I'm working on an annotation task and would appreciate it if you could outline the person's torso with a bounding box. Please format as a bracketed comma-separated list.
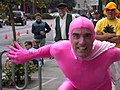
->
[33, 21, 46, 39]
[33, 21, 45, 31]
[95, 17, 120, 47]
[55, 14, 72, 41]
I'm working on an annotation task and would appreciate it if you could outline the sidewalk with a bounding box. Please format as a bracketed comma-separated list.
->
[2, 58, 116, 90]
[31, 58, 65, 90]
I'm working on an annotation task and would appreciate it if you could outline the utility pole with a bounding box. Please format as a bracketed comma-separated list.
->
[98, 0, 103, 19]
[23, 0, 26, 13]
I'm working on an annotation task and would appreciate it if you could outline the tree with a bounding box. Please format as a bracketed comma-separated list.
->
[63, 0, 76, 11]
[1, 0, 21, 41]
[42, 0, 76, 12]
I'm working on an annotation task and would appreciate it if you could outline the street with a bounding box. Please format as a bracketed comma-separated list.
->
[0, 19, 54, 46]
[0, 19, 55, 64]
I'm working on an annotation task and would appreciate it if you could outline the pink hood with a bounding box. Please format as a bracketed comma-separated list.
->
[69, 16, 95, 42]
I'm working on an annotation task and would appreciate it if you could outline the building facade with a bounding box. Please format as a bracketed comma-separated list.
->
[74, 0, 120, 16]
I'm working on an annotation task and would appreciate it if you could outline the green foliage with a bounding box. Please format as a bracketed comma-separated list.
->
[4, 19, 10, 26]
[7, 38, 24, 48]
[1, 0, 21, 5]
[2, 61, 37, 86]
[64, 0, 76, 11]
[2, 39, 38, 86]
[43, 0, 76, 11]
[42, 13, 53, 19]
[25, 14, 35, 20]
[0, 15, 3, 19]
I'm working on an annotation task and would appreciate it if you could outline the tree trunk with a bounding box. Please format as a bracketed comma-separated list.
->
[9, 5, 16, 41]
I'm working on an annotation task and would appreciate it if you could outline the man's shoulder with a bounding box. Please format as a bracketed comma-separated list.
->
[50, 41, 71, 56]
[41, 20, 46, 23]
[67, 13, 72, 18]
[32, 21, 37, 25]
[32, 21, 46, 26]
[29, 47, 36, 51]
[51, 40, 71, 49]
[95, 18, 107, 26]
[115, 17, 120, 22]
[98, 17, 106, 22]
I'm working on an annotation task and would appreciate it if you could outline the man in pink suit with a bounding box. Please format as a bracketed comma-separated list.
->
[6, 17, 120, 90]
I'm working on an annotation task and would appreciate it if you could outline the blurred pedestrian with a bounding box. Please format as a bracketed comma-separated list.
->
[32, 39, 40, 49]
[24, 41, 33, 50]
[91, 10, 100, 27]
[54, 3, 73, 42]
[24, 41, 39, 66]
[31, 13, 51, 47]
[32, 13, 51, 65]
[32, 39, 44, 65]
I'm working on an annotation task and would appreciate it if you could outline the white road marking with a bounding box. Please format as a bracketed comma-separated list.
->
[31, 77, 57, 90]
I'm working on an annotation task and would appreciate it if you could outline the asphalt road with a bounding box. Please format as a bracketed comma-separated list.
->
[0, 19, 54, 47]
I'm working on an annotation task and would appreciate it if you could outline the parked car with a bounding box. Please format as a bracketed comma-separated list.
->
[0, 19, 3, 28]
[9, 11, 27, 26]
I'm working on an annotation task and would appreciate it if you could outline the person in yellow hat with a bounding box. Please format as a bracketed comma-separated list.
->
[95, 2, 120, 47]
[95, 2, 120, 90]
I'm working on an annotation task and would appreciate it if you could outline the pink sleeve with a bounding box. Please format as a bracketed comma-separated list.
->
[32, 44, 52, 59]
[111, 48, 120, 62]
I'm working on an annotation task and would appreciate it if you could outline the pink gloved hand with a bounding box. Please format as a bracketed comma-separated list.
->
[6, 41, 34, 64]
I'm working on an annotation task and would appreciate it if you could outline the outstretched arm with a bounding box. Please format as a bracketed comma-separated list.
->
[6, 41, 52, 64]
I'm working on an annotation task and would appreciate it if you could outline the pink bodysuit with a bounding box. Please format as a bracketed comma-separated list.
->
[34, 40, 120, 90]
[7, 17, 120, 90]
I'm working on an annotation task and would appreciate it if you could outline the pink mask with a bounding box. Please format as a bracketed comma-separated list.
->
[69, 16, 95, 42]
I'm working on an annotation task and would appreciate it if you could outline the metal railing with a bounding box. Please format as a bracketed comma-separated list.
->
[0, 50, 6, 90]
[12, 63, 28, 90]
[38, 59, 42, 90]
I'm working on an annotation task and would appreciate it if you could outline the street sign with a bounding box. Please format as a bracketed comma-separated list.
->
[89, 0, 98, 5]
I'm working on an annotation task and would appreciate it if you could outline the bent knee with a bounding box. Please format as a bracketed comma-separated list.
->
[58, 79, 77, 90]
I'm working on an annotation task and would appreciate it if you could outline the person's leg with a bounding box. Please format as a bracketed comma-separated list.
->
[58, 79, 78, 90]
[41, 58, 44, 65]
[39, 38, 46, 65]
[39, 38, 46, 47]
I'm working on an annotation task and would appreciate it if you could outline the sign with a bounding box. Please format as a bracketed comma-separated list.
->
[89, 0, 98, 5]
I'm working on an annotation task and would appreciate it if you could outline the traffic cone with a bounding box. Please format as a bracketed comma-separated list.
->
[49, 24, 52, 27]
[17, 32, 20, 36]
[4, 34, 8, 39]
[26, 30, 29, 34]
